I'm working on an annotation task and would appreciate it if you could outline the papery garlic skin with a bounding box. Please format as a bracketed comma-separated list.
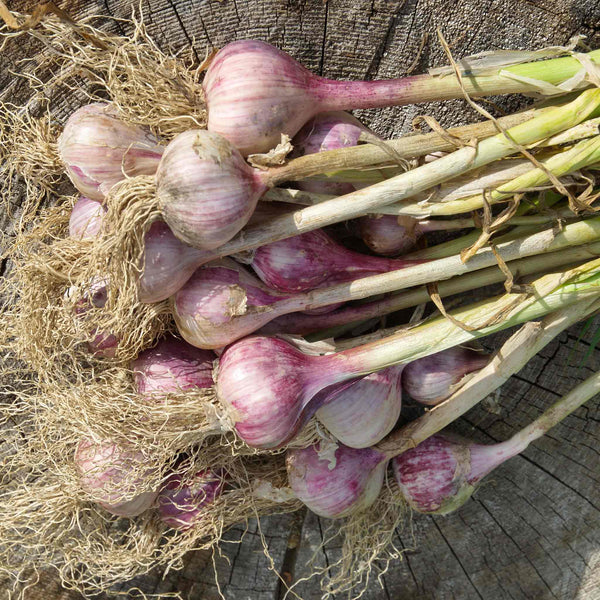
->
[156, 130, 267, 250]
[316, 365, 404, 448]
[402, 347, 490, 405]
[157, 469, 224, 530]
[59, 103, 163, 200]
[286, 443, 388, 518]
[75, 438, 159, 517]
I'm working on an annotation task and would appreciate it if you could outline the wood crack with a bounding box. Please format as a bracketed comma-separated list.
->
[318, 0, 329, 77]
[477, 500, 560, 599]
[165, 0, 202, 61]
[431, 519, 486, 600]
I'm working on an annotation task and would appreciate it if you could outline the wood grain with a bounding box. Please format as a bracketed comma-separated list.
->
[1, 0, 599, 598]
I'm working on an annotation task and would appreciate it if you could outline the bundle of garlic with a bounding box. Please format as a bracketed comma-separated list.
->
[2, 3, 600, 600]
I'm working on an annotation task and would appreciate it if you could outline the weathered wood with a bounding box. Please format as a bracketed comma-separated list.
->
[1, 0, 599, 599]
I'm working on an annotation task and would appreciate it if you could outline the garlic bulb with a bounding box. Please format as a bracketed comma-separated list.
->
[292, 111, 365, 195]
[156, 130, 267, 250]
[131, 336, 215, 397]
[59, 103, 163, 200]
[75, 437, 159, 517]
[173, 259, 290, 350]
[69, 196, 106, 239]
[402, 347, 490, 405]
[157, 469, 225, 529]
[286, 442, 388, 518]
[357, 215, 424, 256]
[392, 433, 519, 514]
[316, 365, 404, 448]
[216, 335, 351, 449]
[250, 228, 421, 293]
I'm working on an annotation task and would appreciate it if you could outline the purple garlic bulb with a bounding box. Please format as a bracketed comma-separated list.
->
[250, 228, 422, 293]
[138, 221, 209, 303]
[173, 259, 292, 349]
[58, 103, 164, 200]
[158, 469, 225, 530]
[131, 336, 215, 398]
[286, 442, 388, 518]
[402, 347, 490, 405]
[292, 111, 368, 195]
[357, 215, 424, 256]
[203, 40, 463, 156]
[392, 433, 520, 515]
[216, 335, 350, 449]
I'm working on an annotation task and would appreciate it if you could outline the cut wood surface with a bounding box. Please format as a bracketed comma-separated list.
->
[1, 1, 599, 599]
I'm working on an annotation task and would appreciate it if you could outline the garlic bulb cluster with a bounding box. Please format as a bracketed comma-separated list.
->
[286, 432, 522, 519]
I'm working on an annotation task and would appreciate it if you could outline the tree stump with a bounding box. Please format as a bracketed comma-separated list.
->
[1, 1, 599, 599]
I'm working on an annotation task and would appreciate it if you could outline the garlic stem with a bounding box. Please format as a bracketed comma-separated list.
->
[395, 208, 575, 234]
[461, 210, 572, 227]
[374, 294, 600, 458]
[274, 217, 600, 316]
[404, 191, 566, 260]
[339, 257, 600, 377]
[319, 50, 600, 109]
[263, 240, 600, 337]
[536, 116, 600, 147]
[208, 90, 600, 260]
[509, 369, 600, 453]
[395, 133, 600, 217]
